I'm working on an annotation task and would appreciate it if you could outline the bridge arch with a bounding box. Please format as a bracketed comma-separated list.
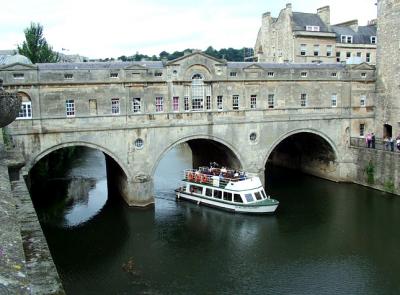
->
[25, 141, 131, 180]
[263, 129, 339, 180]
[151, 134, 244, 177]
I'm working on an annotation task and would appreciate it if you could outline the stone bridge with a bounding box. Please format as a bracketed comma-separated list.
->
[1, 52, 376, 206]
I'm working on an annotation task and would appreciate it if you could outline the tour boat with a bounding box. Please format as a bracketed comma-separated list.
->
[175, 167, 279, 214]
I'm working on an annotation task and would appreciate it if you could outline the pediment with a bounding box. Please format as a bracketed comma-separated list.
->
[124, 64, 149, 71]
[0, 63, 37, 71]
[351, 62, 375, 70]
[166, 52, 227, 67]
[243, 64, 265, 71]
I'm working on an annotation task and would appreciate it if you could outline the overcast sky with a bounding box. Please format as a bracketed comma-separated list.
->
[0, 0, 377, 59]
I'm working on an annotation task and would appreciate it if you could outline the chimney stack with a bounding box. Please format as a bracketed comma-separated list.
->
[317, 6, 330, 26]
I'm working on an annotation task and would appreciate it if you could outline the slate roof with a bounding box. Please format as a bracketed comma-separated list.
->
[227, 62, 345, 69]
[331, 25, 377, 44]
[37, 61, 164, 70]
[292, 12, 331, 32]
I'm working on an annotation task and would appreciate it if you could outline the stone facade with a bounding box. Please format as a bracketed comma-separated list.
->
[255, 4, 377, 65]
[0, 52, 376, 205]
[376, 0, 400, 138]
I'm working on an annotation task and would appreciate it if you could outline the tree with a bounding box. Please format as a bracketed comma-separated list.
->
[17, 22, 59, 63]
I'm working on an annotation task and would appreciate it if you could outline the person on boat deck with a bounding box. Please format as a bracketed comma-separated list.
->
[221, 167, 227, 173]
[234, 171, 239, 178]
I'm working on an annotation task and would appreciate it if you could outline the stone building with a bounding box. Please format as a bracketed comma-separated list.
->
[255, 3, 377, 65]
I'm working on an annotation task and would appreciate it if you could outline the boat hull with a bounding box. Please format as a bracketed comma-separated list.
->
[175, 191, 278, 214]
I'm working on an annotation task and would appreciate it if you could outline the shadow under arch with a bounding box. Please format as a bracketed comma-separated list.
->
[151, 135, 244, 177]
[25, 141, 131, 180]
[263, 129, 339, 180]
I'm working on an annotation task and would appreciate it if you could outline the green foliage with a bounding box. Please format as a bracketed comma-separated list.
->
[365, 161, 375, 184]
[384, 179, 395, 194]
[1, 128, 13, 149]
[117, 47, 254, 62]
[17, 22, 59, 63]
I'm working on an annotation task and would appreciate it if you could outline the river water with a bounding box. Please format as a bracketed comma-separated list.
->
[31, 146, 400, 295]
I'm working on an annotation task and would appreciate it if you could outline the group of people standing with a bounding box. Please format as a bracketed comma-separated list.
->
[366, 132, 400, 152]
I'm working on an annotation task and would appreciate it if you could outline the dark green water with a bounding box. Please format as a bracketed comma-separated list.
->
[31, 146, 400, 295]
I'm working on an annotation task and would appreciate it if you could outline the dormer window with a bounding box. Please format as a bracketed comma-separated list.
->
[361, 72, 367, 78]
[110, 72, 119, 78]
[267, 72, 275, 77]
[64, 73, 73, 79]
[230, 72, 237, 77]
[306, 26, 320, 32]
[301, 72, 308, 78]
[13, 73, 24, 79]
[341, 35, 353, 43]
[154, 72, 162, 77]
[370, 36, 377, 44]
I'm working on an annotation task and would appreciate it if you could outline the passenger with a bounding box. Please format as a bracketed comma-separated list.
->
[221, 167, 227, 173]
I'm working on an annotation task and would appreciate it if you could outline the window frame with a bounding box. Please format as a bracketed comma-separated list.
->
[331, 94, 337, 107]
[155, 96, 164, 112]
[232, 95, 239, 110]
[111, 98, 120, 115]
[132, 98, 141, 113]
[300, 93, 307, 107]
[250, 95, 257, 109]
[66, 99, 75, 117]
[268, 94, 275, 109]
[172, 96, 179, 112]
[17, 101, 32, 119]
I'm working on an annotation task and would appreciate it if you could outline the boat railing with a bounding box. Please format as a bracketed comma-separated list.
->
[183, 168, 254, 188]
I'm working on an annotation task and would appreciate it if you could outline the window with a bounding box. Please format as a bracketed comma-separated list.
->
[110, 73, 119, 78]
[134, 138, 144, 149]
[184, 96, 189, 111]
[261, 190, 267, 199]
[336, 51, 341, 62]
[331, 94, 337, 107]
[64, 73, 73, 79]
[154, 72, 162, 77]
[360, 95, 366, 107]
[359, 124, 365, 136]
[254, 192, 262, 200]
[232, 95, 239, 110]
[346, 52, 351, 59]
[267, 71, 275, 77]
[234, 194, 243, 203]
[313, 45, 319, 56]
[66, 99, 75, 117]
[190, 185, 203, 195]
[191, 74, 204, 111]
[300, 44, 307, 56]
[300, 93, 307, 107]
[156, 97, 164, 112]
[301, 72, 307, 77]
[331, 72, 337, 77]
[249, 132, 257, 141]
[206, 96, 211, 110]
[111, 98, 120, 114]
[223, 192, 232, 202]
[213, 190, 222, 199]
[250, 95, 257, 109]
[341, 35, 353, 43]
[217, 96, 223, 111]
[18, 101, 32, 119]
[205, 188, 213, 197]
[357, 52, 362, 58]
[366, 53, 371, 63]
[244, 193, 254, 203]
[13, 73, 24, 79]
[173, 96, 179, 112]
[132, 98, 141, 113]
[370, 36, 377, 44]
[326, 45, 333, 57]
[306, 25, 320, 31]
[268, 94, 275, 109]
[361, 72, 367, 78]
[230, 72, 237, 77]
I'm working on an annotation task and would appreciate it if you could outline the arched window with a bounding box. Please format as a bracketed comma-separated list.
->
[17, 92, 32, 119]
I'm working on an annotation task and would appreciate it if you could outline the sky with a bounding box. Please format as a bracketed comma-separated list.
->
[0, 0, 377, 59]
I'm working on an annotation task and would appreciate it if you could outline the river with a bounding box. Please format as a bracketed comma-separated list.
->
[30, 145, 400, 295]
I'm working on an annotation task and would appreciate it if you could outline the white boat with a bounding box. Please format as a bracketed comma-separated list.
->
[175, 167, 279, 214]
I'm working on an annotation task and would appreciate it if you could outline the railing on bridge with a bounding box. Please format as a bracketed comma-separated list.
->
[350, 137, 399, 153]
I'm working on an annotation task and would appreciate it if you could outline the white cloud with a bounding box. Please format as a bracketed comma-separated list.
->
[0, 0, 377, 58]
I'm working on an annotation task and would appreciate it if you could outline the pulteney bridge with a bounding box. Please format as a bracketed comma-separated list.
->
[0, 52, 376, 206]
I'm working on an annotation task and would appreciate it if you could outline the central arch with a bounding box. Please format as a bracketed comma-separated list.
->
[151, 135, 244, 177]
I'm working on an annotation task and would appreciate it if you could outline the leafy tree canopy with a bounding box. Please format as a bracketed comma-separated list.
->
[17, 22, 59, 63]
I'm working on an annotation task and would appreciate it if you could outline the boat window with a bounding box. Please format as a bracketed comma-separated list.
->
[213, 190, 222, 199]
[205, 188, 213, 197]
[244, 193, 254, 203]
[234, 194, 243, 203]
[261, 190, 267, 199]
[223, 192, 232, 202]
[254, 191, 262, 200]
[190, 185, 203, 195]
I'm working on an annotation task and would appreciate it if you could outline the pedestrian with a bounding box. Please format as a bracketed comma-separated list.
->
[371, 133, 376, 149]
[389, 136, 395, 152]
[366, 133, 372, 148]
[384, 136, 389, 150]
[397, 138, 400, 152]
